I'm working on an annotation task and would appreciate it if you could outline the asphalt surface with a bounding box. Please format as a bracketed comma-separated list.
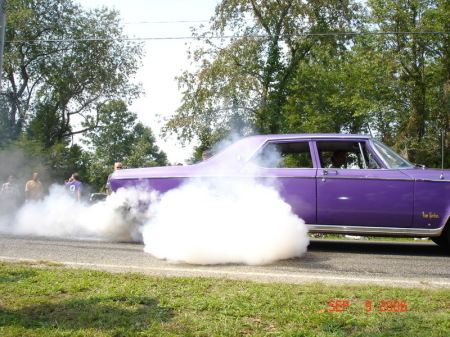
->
[1, 234, 449, 289]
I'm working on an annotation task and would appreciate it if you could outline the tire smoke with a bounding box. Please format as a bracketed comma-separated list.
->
[142, 178, 309, 265]
[0, 177, 309, 265]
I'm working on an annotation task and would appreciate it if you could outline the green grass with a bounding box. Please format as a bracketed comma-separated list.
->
[1, 261, 449, 336]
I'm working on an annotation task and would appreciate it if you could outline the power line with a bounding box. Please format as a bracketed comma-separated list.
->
[5, 31, 450, 44]
[123, 20, 211, 25]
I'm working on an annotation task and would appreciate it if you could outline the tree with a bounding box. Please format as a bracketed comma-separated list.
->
[25, 100, 72, 149]
[82, 100, 168, 190]
[126, 123, 168, 169]
[0, 136, 86, 192]
[165, 0, 363, 145]
[284, 38, 378, 135]
[365, 0, 449, 164]
[1, 0, 143, 147]
[46, 141, 87, 185]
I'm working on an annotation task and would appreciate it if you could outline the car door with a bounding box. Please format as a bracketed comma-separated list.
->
[248, 139, 317, 224]
[315, 139, 414, 228]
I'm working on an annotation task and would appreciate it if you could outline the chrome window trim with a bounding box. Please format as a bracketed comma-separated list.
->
[357, 142, 368, 169]
[246, 135, 370, 163]
[370, 139, 414, 169]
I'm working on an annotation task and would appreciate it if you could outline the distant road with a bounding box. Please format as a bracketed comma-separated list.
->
[1, 235, 449, 289]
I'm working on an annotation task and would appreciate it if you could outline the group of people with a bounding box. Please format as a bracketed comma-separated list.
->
[0, 172, 44, 213]
[0, 171, 85, 211]
[0, 161, 124, 209]
[0, 172, 46, 206]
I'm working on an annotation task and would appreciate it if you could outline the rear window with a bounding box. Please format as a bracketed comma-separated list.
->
[252, 141, 313, 168]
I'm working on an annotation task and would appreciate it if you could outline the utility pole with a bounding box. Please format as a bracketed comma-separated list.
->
[0, 1, 6, 89]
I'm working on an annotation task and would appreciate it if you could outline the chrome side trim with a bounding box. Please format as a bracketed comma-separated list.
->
[306, 224, 445, 237]
[415, 178, 450, 183]
[112, 176, 186, 180]
[318, 176, 413, 182]
[112, 173, 448, 182]
[113, 175, 319, 180]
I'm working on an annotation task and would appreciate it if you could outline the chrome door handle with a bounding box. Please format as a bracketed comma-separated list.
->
[322, 169, 338, 175]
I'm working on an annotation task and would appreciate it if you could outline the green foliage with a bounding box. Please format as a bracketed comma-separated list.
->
[46, 142, 87, 185]
[83, 100, 137, 163]
[0, 0, 175, 194]
[165, 0, 363, 145]
[25, 102, 72, 149]
[285, 44, 371, 135]
[1, 0, 448, 173]
[0, 97, 21, 148]
[0, 136, 86, 193]
[1, 0, 143, 146]
[365, 0, 449, 164]
[0, 138, 47, 187]
[82, 100, 168, 191]
[0, 0, 150, 192]
[167, 0, 448, 167]
[126, 123, 168, 168]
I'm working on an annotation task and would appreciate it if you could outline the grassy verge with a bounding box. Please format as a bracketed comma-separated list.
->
[1, 261, 449, 336]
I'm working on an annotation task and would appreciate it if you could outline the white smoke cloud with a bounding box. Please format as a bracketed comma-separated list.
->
[0, 138, 310, 265]
[139, 134, 309, 265]
[141, 177, 309, 265]
[0, 184, 156, 242]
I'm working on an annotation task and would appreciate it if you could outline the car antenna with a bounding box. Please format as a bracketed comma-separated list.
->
[440, 130, 445, 180]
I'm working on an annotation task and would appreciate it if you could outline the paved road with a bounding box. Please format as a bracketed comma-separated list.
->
[1, 234, 449, 289]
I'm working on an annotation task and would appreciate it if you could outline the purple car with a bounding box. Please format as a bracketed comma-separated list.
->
[108, 134, 450, 249]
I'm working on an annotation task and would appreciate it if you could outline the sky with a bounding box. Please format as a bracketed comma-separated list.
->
[76, 0, 220, 164]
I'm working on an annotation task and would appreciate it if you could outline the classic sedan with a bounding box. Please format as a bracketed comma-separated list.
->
[108, 134, 450, 249]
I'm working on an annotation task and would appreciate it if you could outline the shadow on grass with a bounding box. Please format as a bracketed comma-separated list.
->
[0, 295, 173, 332]
[0, 269, 38, 283]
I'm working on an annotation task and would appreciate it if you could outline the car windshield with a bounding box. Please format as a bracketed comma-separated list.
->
[371, 139, 414, 169]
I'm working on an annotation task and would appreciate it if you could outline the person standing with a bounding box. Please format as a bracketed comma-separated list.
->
[64, 173, 83, 201]
[105, 162, 123, 195]
[25, 172, 44, 203]
[1, 175, 20, 210]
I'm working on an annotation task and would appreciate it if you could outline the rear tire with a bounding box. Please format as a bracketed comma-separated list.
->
[431, 225, 450, 251]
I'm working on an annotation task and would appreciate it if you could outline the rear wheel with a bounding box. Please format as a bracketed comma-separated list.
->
[431, 225, 450, 251]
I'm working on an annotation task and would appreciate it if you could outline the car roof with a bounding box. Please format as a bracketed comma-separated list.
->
[246, 133, 371, 142]
[111, 133, 373, 179]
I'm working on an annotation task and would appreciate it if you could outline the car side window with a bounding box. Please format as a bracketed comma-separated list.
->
[317, 141, 381, 169]
[252, 142, 313, 168]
